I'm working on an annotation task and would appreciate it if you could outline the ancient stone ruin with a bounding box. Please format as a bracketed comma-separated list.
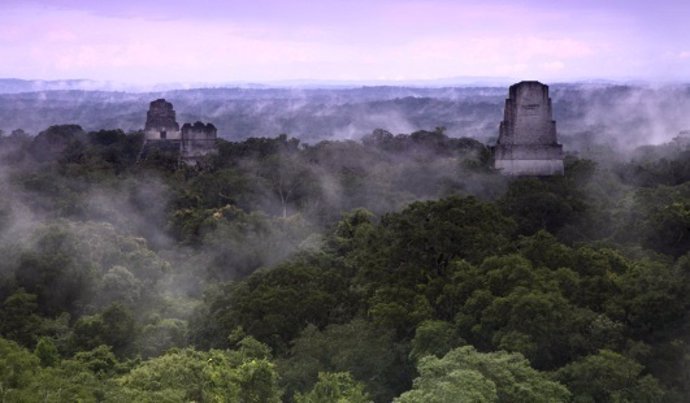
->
[181, 122, 218, 164]
[493, 81, 564, 175]
[144, 99, 180, 140]
[140, 99, 217, 165]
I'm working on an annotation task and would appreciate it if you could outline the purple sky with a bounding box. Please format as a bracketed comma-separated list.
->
[2, 0, 689, 84]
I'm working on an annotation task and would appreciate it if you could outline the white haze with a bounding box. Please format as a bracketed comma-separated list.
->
[1, 81, 690, 157]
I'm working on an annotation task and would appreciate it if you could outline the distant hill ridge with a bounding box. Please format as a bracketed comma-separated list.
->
[1, 81, 689, 152]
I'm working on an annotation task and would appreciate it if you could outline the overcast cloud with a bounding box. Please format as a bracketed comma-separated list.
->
[1, 0, 688, 84]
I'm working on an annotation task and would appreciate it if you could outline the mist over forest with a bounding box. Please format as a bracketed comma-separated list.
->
[3, 80, 690, 402]
[2, 81, 690, 153]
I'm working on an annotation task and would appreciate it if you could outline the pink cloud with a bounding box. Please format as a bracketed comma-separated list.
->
[1, 0, 689, 82]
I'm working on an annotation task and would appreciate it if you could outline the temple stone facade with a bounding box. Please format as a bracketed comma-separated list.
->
[180, 121, 218, 164]
[144, 99, 180, 140]
[493, 81, 564, 175]
[140, 99, 217, 166]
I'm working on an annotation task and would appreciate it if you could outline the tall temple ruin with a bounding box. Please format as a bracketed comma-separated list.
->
[181, 122, 218, 165]
[493, 81, 564, 175]
[140, 99, 217, 165]
[144, 99, 180, 140]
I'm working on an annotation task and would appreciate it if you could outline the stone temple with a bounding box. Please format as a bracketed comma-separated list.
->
[493, 81, 564, 175]
[140, 99, 217, 165]
[144, 99, 180, 140]
[181, 122, 218, 165]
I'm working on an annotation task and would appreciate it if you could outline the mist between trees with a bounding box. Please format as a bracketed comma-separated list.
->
[2, 83, 690, 151]
[1, 120, 690, 401]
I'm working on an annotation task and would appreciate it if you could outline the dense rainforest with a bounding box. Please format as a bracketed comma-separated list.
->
[1, 124, 690, 402]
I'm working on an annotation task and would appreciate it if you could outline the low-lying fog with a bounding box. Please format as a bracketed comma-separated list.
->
[2, 81, 689, 155]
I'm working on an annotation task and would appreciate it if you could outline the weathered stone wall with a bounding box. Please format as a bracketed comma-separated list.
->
[494, 159, 564, 176]
[138, 100, 219, 166]
[180, 121, 217, 165]
[494, 81, 564, 176]
[144, 99, 180, 140]
[499, 81, 558, 145]
[493, 144, 562, 160]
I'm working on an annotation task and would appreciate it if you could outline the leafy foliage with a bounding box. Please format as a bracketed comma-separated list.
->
[395, 346, 570, 403]
[3, 126, 690, 401]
